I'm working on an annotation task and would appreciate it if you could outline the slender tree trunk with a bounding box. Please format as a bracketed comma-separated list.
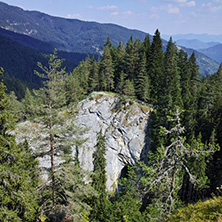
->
[49, 100, 56, 210]
[169, 156, 177, 213]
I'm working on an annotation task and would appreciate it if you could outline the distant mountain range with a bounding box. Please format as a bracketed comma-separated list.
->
[175, 39, 219, 50]
[199, 44, 222, 64]
[163, 33, 222, 64]
[0, 1, 220, 92]
[0, 1, 148, 55]
[162, 33, 222, 44]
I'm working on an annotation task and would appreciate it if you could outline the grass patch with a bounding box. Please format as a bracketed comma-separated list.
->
[167, 195, 222, 222]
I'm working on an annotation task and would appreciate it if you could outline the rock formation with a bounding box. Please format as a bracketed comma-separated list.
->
[14, 92, 151, 193]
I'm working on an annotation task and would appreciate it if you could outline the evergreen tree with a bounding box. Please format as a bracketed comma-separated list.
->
[109, 165, 145, 222]
[89, 56, 99, 92]
[123, 36, 140, 81]
[7, 91, 23, 122]
[0, 68, 39, 221]
[142, 109, 218, 219]
[116, 70, 126, 95]
[49, 161, 97, 222]
[22, 88, 37, 118]
[206, 64, 222, 195]
[90, 130, 109, 221]
[34, 50, 67, 211]
[143, 34, 151, 64]
[113, 41, 125, 90]
[148, 29, 165, 106]
[187, 52, 200, 138]
[164, 37, 183, 110]
[136, 52, 150, 102]
[65, 69, 84, 105]
[100, 45, 114, 91]
[74, 55, 91, 93]
[123, 79, 135, 97]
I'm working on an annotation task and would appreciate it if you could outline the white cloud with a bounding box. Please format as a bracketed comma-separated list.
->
[67, 13, 82, 19]
[111, 10, 133, 17]
[201, 2, 222, 12]
[167, 0, 196, 7]
[151, 4, 180, 14]
[97, 5, 118, 11]
[150, 14, 160, 19]
[167, 4, 180, 14]
[185, 1, 196, 7]
[123, 11, 133, 15]
[213, 0, 222, 2]
[111, 11, 119, 16]
[167, 0, 187, 3]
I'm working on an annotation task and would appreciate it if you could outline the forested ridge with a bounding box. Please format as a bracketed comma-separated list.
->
[1, 29, 222, 221]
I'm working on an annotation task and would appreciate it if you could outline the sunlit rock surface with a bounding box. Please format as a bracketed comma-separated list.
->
[14, 92, 151, 193]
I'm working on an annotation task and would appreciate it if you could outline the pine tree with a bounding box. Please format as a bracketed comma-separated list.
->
[142, 109, 218, 219]
[77, 55, 91, 93]
[123, 36, 140, 81]
[0, 68, 39, 221]
[50, 160, 97, 221]
[65, 69, 84, 105]
[90, 130, 109, 221]
[148, 29, 165, 105]
[187, 52, 200, 138]
[143, 34, 151, 64]
[164, 37, 183, 110]
[123, 79, 135, 97]
[136, 52, 150, 102]
[34, 50, 67, 211]
[113, 41, 125, 89]
[116, 70, 126, 95]
[22, 88, 37, 118]
[109, 165, 144, 222]
[89, 56, 99, 92]
[100, 45, 114, 91]
[7, 91, 23, 122]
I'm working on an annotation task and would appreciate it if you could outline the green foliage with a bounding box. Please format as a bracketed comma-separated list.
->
[109, 165, 145, 222]
[167, 195, 222, 222]
[141, 109, 218, 220]
[90, 130, 110, 221]
[148, 29, 165, 105]
[0, 138, 39, 222]
[38, 161, 96, 222]
[0, 69, 39, 221]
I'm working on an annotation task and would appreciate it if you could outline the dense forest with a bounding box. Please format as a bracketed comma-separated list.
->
[1, 29, 222, 221]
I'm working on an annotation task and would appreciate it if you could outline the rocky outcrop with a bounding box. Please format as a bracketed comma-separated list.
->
[14, 92, 151, 193]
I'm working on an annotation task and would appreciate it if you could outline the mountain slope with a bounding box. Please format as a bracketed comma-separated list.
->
[0, 1, 219, 76]
[0, 33, 90, 98]
[181, 47, 220, 76]
[199, 44, 222, 64]
[175, 39, 219, 50]
[163, 33, 222, 43]
[0, 1, 147, 54]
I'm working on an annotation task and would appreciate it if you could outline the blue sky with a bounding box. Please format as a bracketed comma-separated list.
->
[1, 0, 222, 35]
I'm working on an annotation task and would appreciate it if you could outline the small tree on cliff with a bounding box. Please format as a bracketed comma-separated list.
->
[90, 130, 110, 221]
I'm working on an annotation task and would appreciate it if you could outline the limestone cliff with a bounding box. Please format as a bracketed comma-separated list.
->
[14, 92, 151, 193]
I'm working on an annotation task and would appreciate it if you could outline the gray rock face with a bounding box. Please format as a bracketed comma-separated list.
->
[14, 92, 151, 193]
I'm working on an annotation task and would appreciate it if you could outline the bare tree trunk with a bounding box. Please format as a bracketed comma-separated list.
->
[49, 100, 56, 211]
[169, 156, 177, 213]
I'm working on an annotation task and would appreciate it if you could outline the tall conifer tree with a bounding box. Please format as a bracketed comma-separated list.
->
[148, 29, 165, 105]
[90, 130, 109, 221]
[0, 68, 39, 221]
